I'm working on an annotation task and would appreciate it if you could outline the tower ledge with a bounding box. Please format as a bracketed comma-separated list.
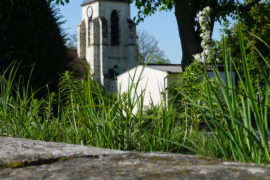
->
[81, 0, 126, 6]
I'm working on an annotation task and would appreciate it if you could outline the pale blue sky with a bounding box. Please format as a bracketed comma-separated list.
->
[59, 0, 222, 64]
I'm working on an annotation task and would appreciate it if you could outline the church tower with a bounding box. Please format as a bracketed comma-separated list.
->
[77, 0, 137, 91]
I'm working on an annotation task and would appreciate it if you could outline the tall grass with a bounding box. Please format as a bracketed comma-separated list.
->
[188, 25, 270, 163]
[2, 24, 269, 163]
[0, 65, 214, 155]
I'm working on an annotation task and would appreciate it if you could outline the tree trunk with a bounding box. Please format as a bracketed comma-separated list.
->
[174, 1, 202, 68]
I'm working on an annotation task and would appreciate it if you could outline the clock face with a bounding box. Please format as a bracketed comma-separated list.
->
[87, 6, 93, 18]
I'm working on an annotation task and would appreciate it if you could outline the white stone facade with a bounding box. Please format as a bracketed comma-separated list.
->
[117, 65, 182, 111]
[77, 0, 137, 91]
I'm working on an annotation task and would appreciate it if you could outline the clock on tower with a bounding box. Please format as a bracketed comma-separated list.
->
[86, 6, 93, 19]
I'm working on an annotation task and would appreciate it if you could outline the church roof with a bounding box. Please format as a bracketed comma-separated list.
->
[145, 64, 183, 74]
[81, 0, 126, 6]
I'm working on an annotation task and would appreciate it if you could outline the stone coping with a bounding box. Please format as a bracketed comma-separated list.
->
[0, 136, 270, 179]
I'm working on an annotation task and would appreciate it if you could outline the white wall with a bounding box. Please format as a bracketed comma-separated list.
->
[117, 66, 168, 110]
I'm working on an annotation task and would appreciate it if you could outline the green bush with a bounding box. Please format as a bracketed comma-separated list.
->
[170, 61, 221, 130]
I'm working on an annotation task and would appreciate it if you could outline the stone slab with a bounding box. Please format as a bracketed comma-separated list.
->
[0, 136, 122, 166]
[1, 137, 270, 179]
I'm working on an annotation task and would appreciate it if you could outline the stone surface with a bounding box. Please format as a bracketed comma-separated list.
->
[1, 137, 270, 179]
[0, 137, 122, 166]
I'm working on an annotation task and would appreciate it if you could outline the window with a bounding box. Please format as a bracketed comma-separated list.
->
[111, 10, 120, 46]
[88, 20, 91, 46]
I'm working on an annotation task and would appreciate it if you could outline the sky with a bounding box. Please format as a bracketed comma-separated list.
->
[59, 0, 222, 64]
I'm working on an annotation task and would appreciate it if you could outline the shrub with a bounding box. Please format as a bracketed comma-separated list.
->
[170, 61, 221, 130]
[67, 49, 90, 79]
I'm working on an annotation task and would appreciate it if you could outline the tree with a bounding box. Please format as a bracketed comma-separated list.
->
[48, 0, 70, 5]
[51, 0, 261, 68]
[0, 0, 70, 93]
[137, 31, 170, 64]
[66, 34, 77, 50]
[128, 0, 261, 68]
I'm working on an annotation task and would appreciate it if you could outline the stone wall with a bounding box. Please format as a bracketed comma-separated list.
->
[1, 137, 270, 179]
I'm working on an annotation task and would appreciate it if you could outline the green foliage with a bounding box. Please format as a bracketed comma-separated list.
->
[0, 66, 218, 155]
[0, 0, 70, 93]
[170, 62, 205, 129]
[129, 0, 261, 67]
[67, 49, 90, 79]
[188, 25, 270, 163]
[128, 0, 261, 23]
[127, 0, 174, 23]
[219, 2, 270, 91]
[171, 21, 270, 163]
[171, 61, 221, 130]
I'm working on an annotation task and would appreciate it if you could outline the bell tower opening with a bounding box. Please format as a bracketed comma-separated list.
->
[111, 10, 120, 46]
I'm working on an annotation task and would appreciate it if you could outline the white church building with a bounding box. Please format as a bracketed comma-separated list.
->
[77, 0, 137, 91]
[117, 64, 182, 107]
[77, 0, 182, 107]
